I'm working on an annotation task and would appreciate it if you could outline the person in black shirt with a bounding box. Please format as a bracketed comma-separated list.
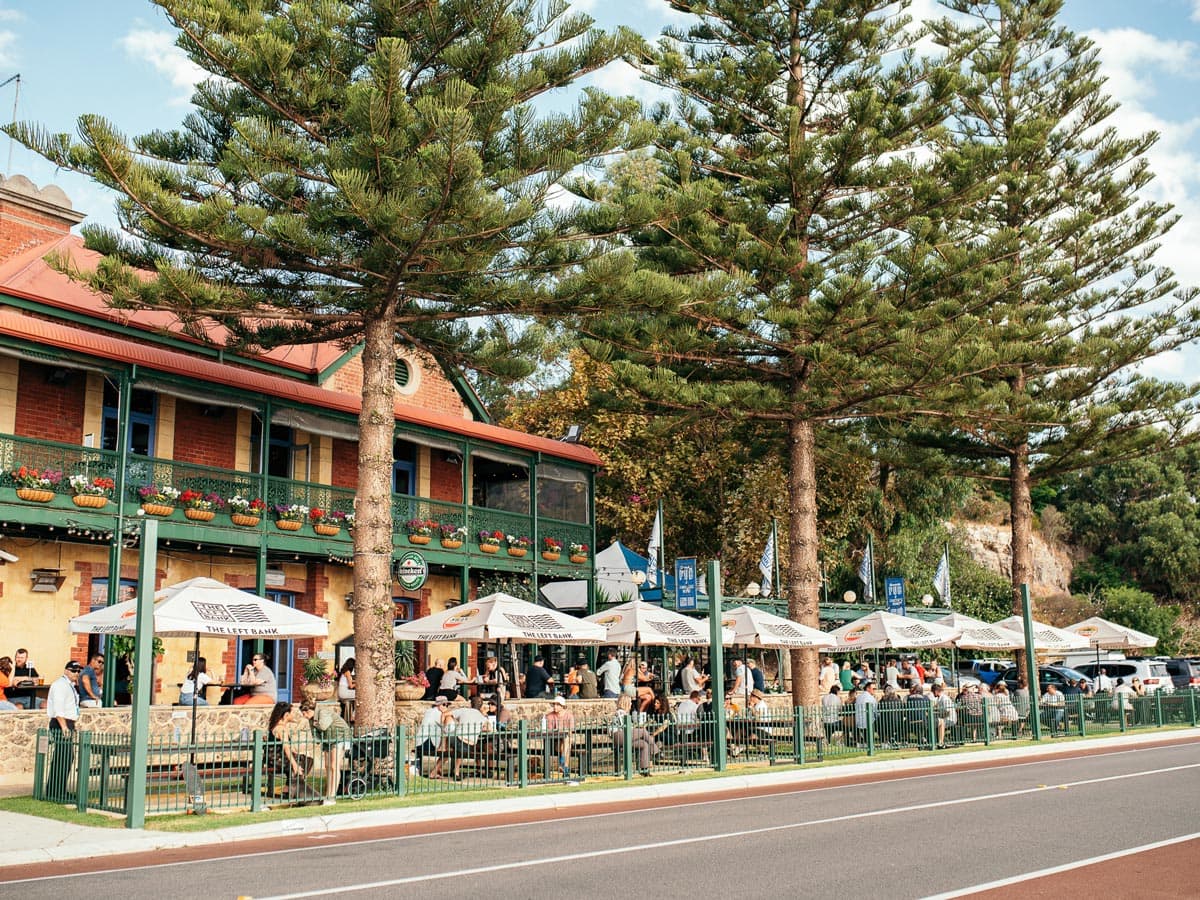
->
[9, 648, 40, 709]
[423, 658, 444, 701]
[523, 656, 554, 698]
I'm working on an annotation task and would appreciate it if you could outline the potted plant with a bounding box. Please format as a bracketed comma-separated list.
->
[439, 523, 467, 549]
[477, 529, 503, 553]
[68, 473, 114, 508]
[301, 656, 335, 701]
[227, 495, 267, 526]
[10, 466, 62, 502]
[274, 502, 308, 530]
[138, 482, 181, 515]
[505, 534, 532, 558]
[405, 517, 438, 544]
[569, 541, 590, 564]
[541, 536, 563, 561]
[310, 507, 347, 536]
[179, 488, 224, 521]
[394, 640, 428, 700]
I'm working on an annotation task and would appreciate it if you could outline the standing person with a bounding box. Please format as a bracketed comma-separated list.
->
[299, 699, 352, 805]
[545, 696, 576, 781]
[931, 683, 956, 748]
[236, 653, 277, 705]
[818, 656, 839, 693]
[9, 649, 40, 709]
[1041, 683, 1065, 734]
[78, 652, 104, 708]
[575, 657, 598, 700]
[729, 657, 748, 705]
[839, 661, 856, 692]
[596, 649, 621, 699]
[821, 685, 843, 742]
[748, 658, 767, 693]
[884, 657, 900, 691]
[679, 655, 708, 694]
[45, 661, 82, 800]
[523, 656, 554, 699]
[180, 656, 212, 706]
[926, 659, 945, 688]
[854, 681, 878, 746]
[1095, 667, 1114, 693]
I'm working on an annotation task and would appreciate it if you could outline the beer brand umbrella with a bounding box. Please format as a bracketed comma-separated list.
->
[584, 599, 732, 647]
[934, 612, 1026, 651]
[826, 610, 961, 651]
[992, 616, 1090, 654]
[1064, 616, 1158, 676]
[719, 606, 834, 649]
[394, 592, 606, 698]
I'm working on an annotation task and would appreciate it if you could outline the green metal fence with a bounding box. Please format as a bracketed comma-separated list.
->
[34, 690, 1200, 818]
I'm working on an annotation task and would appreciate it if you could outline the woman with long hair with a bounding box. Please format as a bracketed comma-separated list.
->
[180, 656, 211, 706]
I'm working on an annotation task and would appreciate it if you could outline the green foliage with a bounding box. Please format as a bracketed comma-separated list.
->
[394, 641, 415, 680]
[109, 635, 165, 665]
[1100, 586, 1182, 655]
[302, 656, 330, 685]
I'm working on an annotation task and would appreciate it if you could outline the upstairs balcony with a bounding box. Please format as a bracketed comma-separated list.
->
[0, 434, 593, 574]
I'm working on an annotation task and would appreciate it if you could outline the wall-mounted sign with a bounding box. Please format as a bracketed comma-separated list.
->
[392, 551, 428, 591]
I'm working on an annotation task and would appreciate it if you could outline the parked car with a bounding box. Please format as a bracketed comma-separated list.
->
[928, 670, 981, 690]
[958, 659, 1012, 686]
[998, 664, 1091, 694]
[1073, 660, 1174, 694]
[1154, 657, 1200, 692]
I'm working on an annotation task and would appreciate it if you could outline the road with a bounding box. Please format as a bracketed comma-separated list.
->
[5, 741, 1199, 899]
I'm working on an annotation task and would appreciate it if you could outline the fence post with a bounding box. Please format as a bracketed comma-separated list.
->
[395, 725, 408, 796]
[866, 703, 875, 756]
[622, 715, 633, 780]
[927, 703, 937, 750]
[32, 728, 46, 801]
[517, 719, 528, 789]
[794, 706, 804, 766]
[982, 701, 991, 746]
[1118, 693, 1127, 733]
[1155, 692, 1164, 728]
[1190, 689, 1197, 728]
[250, 730, 263, 812]
[1078, 696, 1087, 738]
[75, 731, 91, 813]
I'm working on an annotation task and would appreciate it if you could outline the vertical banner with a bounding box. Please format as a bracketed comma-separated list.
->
[884, 576, 906, 616]
[675, 557, 698, 611]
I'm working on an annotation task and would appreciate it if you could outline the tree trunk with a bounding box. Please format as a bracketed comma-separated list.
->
[1010, 440, 1034, 675]
[787, 417, 821, 708]
[353, 308, 398, 730]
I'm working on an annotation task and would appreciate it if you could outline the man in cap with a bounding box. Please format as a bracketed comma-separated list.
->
[45, 660, 82, 800]
[575, 657, 598, 700]
[545, 696, 577, 781]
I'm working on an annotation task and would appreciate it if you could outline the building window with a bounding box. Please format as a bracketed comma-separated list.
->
[251, 421, 303, 478]
[537, 462, 589, 524]
[471, 452, 529, 514]
[393, 438, 416, 495]
[102, 382, 157, 456]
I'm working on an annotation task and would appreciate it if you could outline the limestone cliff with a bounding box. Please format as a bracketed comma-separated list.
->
[956, 522, 1074, 597]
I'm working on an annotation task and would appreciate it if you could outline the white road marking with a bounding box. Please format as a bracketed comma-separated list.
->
[4, 737, 1197, 886]
[255, 762, 1200, 899]
[923, 830, 1200, 898]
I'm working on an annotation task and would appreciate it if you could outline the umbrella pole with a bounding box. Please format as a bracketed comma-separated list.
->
[511, 640, 522, 700]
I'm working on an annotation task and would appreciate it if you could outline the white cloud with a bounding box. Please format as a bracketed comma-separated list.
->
[119, 28, 206, 105]
[1192, 1, 1200, 23]
[0, 29, 15, 68]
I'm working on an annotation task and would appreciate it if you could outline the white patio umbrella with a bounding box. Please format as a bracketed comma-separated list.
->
[717, 606, 834, 701]
[1064, 616, 1158, 677]
[934, 612, 1026, 651]
[826, 610, 961, 651]
[394, 592, 607, 698]
[69, 576, 330, 788]
[992, 616, 1091, 654]
[585, 600, 732, 700]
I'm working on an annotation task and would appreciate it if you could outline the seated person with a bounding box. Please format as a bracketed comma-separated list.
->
[609, 694, 659, 775]
[574, 658, 599, 700]
[523, 656, 554, 699]
[416, 696, 451, 775]
[0, 656, 18, 710]
[446, 696, 493, 779]
[236, 653, 277, 705]
[267, 702, 314, 799]
[79, 652, 104, 708]
[180, 657, 212, 706]
[474, 655, 508, 700]
[8, 649, 40, 709]
[337, 658, 356, 702]
[438, 657, 470, 700]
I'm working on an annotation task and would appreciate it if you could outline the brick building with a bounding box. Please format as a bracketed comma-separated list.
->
[0, 174, 598, 704]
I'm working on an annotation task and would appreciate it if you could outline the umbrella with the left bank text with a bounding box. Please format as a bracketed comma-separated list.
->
[69, 576, 330, 801]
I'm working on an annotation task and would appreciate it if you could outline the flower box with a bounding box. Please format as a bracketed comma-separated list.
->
[185, 508, 216, 522]
[72, 494, 108, 509]
[142, 503, 175, 517]
[16, 488, 55, 503]
[276, 519, 303, 531]
[230, 514, 261, 527]
[314, 523, 341, 537]
[408, 534, 432, 545]
[440, 539, 463, 549]
[479, 543, 500, 554]
[542, 551, 561, 562]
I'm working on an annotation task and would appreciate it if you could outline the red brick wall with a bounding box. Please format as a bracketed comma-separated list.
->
[331, 439, 357, 488]
[14, 361, 85, 443]
[429, 453, 463, 503]
[0, 200, 71, 263]
[172, 399, 238, 468]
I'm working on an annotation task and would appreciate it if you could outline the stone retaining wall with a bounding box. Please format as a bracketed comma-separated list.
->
[1, 693, 799, 791]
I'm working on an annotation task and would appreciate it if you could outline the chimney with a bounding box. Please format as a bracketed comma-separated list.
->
[0, 174, 85, 265]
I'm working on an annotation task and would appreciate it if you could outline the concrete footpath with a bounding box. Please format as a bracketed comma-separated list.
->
[2, 730, 1195, 869]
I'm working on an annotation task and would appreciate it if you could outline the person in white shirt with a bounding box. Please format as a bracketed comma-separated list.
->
[854, 682, 878, 745]
[438, 657, 470, 699]
[729, 658, 748, 702]
[819, 657, 839, 693]
[821, 684, 844, 741]
[679, 656, 707, 694]
[45, 661, 82, 800]
[596, 649, 621, 699]
[1096, 667, 1114, 693]
[180, 657, 212, 706]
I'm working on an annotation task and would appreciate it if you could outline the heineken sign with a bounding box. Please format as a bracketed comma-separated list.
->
[392, 551, 428, 591]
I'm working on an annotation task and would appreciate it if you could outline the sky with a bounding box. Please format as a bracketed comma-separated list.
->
[2, 0, 1199, 378]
